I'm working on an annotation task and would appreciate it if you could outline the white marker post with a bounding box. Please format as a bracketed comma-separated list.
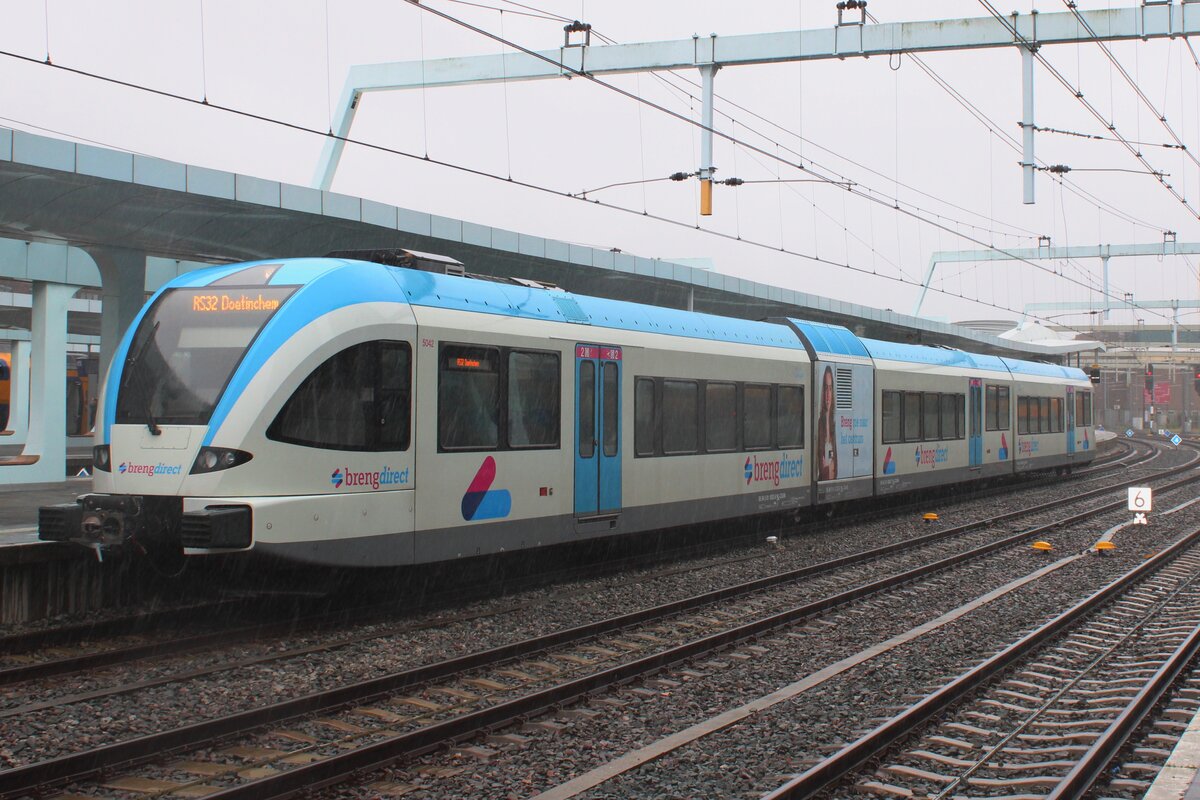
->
[1128, 487, 1152, 525]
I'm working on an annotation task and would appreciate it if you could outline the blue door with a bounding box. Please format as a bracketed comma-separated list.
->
[574, 344, 622, 517]
[969, 379, 983, 467]
[1066, 387, 1076, 455]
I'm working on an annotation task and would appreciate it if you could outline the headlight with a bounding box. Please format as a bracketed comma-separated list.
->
[93, 445, 112, 472]
[191, 447, 252, 474]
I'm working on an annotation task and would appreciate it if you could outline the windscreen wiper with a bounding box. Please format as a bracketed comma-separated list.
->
[122, 321, 162, 436]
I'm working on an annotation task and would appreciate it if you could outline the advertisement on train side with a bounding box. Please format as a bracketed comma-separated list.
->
[815, 362, 873, 482]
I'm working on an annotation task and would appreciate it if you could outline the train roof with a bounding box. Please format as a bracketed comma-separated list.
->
[858, 338, 1009, 372]
[391, 262, 807, 350]
[999, 357, 1089, 381]
[784, 319, 870, 358]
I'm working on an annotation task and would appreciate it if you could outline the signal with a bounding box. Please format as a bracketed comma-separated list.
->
[1089, 366, 1101, 384]
[1145, 364, 1155, 394]
[1194, 366, 1200, 396]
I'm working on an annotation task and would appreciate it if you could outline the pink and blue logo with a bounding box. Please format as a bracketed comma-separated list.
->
[998, 433, 1009, 460]
[1082, 429, 1090, 450]
[462, 456, 512, 521]
[331, 469, 344, 488]
[882, 447, 895, 475]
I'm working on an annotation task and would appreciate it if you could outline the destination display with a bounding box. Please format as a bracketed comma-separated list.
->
[191, 292, 286, 313]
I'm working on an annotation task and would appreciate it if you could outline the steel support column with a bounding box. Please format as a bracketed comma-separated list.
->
[1021, 45, 1036, 204]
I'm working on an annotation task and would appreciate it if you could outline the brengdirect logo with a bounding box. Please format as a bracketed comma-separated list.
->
[119, 461, 182, 476]
[913, 446, 949, 467]
[331, 466, 409, 491]
[1019, 440, 1040, 455]
[744, 453, 803, 487]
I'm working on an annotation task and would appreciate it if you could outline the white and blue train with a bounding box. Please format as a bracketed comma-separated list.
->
[39, 251, 1096, 567]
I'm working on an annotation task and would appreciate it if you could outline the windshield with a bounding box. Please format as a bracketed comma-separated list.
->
[115, 286, 296, 426]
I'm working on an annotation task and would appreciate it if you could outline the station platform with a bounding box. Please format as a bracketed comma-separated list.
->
[0, 443, 92, 476]
[0, 476, 90, 536]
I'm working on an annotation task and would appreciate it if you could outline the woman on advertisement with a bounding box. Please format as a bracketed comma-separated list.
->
[817, 365, 838, 480]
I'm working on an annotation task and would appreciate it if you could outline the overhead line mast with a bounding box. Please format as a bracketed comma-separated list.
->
[318, 2, 1200, 216]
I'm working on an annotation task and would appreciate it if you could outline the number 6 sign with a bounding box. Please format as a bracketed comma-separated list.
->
[1128, 487, 1153, 512]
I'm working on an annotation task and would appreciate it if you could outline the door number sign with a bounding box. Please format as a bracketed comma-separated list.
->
[1128, 487, 1152, 525]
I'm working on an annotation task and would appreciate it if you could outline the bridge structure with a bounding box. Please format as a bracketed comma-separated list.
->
[0, 124, 1085, 485]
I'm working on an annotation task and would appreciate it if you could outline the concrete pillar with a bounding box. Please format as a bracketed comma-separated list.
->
[10, 282, 79, 483]
[4, 340, 30, 444]
[90, 247, 148, 387]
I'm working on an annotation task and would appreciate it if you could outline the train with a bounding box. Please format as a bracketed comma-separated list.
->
[38, 250, 1096, 567]
[0, 352, 97, 435]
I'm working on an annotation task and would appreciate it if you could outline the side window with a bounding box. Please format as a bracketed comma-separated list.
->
[1017, 396, 1028, 435]
[1079, 392, 1092, 426]
[635, 378, 656, 456]
[662, 380, 699, 454]
[903, 392, 922, 442]
[706, 382, 737, 453]
[508, 351, 560, 448]
[955, 393, 965, 439]
[923, 392, 940, 441]
[439, 345, 501, 450]
[1040, 397, 1051, 434]
[985, 385, 998, 431]
[1050, 397, 1063, 434]
[777, 385, 805, 448]
[269, 340, 411, 451]
[882, 391, 902, 444]
[744, 384, 772, 450]
[997, 387, 1010, 430]
[939, 394, 956, 440]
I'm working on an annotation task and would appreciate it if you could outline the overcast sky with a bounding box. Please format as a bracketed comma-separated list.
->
[1, 1, 1198, 330]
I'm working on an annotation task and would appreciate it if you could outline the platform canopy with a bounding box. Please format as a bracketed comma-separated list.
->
[0, 125, 1076, 360]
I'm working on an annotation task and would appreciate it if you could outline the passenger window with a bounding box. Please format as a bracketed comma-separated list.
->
[939, 394, 956, 440]
[635, 378, 656, 456]
[269, 340, 411, 451]
[744, 384, 772, 450]
[777, 385, 805, 448]
[1017, 396, 1029, 435]
[1077, 392, 1092, 427]
[1040, 397, 1051, 433]
[903, 392, 922, 442]
[955, 394, 966, 439]
[603, 362, 619, 457]
[508, 351, 560, 448]
[923, 392, 940, 441]
[1050, 397, 1062, 433]
[663, 380, 699, 454]
[997, 387, 1010, 430]
[439, 345, 500, 450]
[881, 391, 902, 444]
[705, 382, 737, 453]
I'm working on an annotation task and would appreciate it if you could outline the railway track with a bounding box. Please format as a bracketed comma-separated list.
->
[0, 436, 1149, 697]
[763, 526, 1200, 800]
[0, 438, 1190, 799]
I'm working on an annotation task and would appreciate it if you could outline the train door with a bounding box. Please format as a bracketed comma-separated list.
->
[969, 379, 983, 467]
[1066, 387, 1076, 455]
[574, 344, 622, 518]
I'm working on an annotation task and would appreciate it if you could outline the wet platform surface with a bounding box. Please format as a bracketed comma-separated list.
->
[0, 477, 91, 546]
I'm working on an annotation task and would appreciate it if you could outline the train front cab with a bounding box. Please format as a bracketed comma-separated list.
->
[41, 259, 423, 566]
